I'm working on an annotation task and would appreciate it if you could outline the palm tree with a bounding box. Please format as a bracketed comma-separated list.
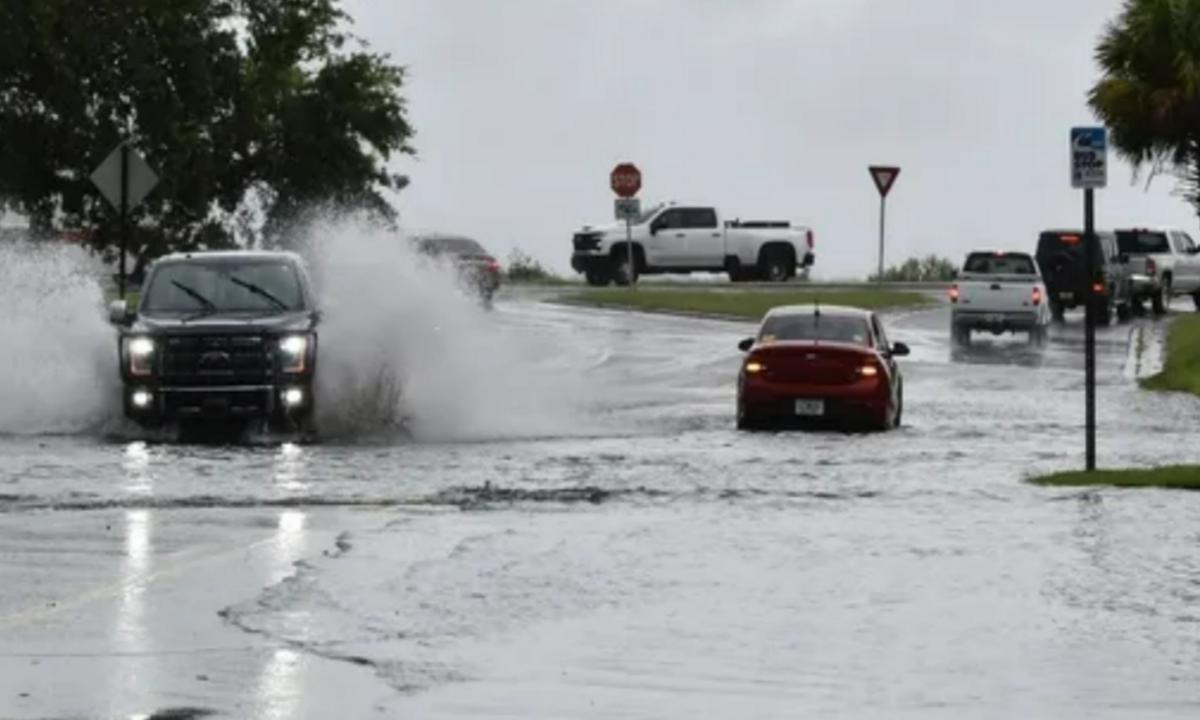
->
[1088, 0, 1200, 215]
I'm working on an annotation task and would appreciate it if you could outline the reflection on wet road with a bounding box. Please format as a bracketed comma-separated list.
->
[3, 298, 1200, 718]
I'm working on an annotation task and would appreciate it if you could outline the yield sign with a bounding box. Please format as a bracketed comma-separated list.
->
[869, 165, 900, 198]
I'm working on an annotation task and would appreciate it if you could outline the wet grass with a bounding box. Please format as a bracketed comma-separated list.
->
[557, 288, 933, 319]
[1139, 315, 1200, 395]
[1028, 465, 1200, 490]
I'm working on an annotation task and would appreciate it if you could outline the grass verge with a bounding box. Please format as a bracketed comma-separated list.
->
[1028, 466, 1200, 490]
[1028, 316, 1200, 490]
[555, 289, 933, 320]
[1138, 314, 1200, 394]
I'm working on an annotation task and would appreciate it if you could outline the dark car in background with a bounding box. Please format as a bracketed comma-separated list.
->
[411, 233, 502, 307]
[1034, 228, 1132, 324]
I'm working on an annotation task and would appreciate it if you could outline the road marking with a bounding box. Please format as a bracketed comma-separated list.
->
[0, 534, 285, 632]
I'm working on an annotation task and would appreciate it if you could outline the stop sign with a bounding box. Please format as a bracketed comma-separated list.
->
[610, 162, 642, 198]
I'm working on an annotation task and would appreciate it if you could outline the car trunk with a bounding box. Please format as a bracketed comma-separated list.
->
[749, 342, 875, 385]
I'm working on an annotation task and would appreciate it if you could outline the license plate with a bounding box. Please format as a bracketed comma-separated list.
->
[986, 315, 1005, 323]
[1059, 291, 1074, 300]
[794, 399, 824, 416]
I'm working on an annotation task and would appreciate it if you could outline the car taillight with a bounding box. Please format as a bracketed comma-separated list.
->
[1092, 281, 1104, 294]
[1032, 286, 1042, 305]
[948, 284, 959, 302]
[806, 229, 814, 248]
[485, 258, 500, 272]
[1146, 258, 1157, 276]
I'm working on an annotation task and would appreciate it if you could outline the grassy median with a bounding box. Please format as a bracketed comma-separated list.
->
[1029, 466, 1200, 490]
[556, 288, 934, 320]
[1030, 316, 1200, 490]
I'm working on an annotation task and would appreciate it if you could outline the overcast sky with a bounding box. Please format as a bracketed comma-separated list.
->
[341, 0, 1200, 279]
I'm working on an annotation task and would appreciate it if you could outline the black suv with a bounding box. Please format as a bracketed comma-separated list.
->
[107, 250, 322, 432]
[1035, 229, 1132, 324]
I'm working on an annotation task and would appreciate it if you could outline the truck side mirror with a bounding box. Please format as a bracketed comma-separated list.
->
[108, 299, 133, 325]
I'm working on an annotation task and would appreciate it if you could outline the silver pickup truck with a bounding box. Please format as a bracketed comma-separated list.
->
[949, 250, 1051, 346]
[1115, 227, 1200, 315]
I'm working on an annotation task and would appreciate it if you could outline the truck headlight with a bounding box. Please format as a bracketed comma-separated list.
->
[124, 336, 155, 376]
[278, 335, 308, 373]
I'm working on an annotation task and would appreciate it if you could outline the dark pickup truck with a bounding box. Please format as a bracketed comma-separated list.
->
[107, 250, 322, 432]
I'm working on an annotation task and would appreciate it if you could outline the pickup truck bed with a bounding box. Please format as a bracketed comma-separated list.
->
[950, 251, 1050, 345]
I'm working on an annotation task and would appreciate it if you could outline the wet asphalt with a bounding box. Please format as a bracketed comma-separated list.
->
[4, 294, 1200, 719]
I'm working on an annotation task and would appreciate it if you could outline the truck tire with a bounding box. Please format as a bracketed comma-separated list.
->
[1095, 296, 1112, 326]
[1152, 277, 1170, 315]
[584, 270, 609, 287]
[611, 246, 639, 286]
[1049, 299, 1065, 322]
[758, 245, 794, 282]
[1191, 291, 1200, 311]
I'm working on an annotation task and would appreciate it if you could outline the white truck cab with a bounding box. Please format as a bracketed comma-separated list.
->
[569, 201, 815, 286]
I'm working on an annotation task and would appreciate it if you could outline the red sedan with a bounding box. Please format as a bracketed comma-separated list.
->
[736, 304, 910, 432]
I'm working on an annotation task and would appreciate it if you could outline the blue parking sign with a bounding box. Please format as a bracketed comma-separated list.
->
[1070, 126, 1107, 189]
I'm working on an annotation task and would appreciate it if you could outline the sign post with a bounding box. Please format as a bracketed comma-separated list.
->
[868, 165, 900, 282]
[90, 141, 159, 299]
[610, 162, 642, 287]
[1070, 126, 1107, 472]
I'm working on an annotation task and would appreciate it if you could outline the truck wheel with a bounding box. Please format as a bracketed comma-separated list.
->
[1117, 300, 1132, 322]
[1095, 297, 1112, 326]
[1191, 291, 1200, 311]
[1049, 299, 1065, 322]
[584, 270, 609, 287]
[1152, 278, 1170, 315]
[611, 252, 637, 286]
[759, 248, 793, 282]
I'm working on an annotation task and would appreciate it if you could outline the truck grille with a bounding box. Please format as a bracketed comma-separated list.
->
[161, 335, 271, 386]
[573, 233, 601, 251]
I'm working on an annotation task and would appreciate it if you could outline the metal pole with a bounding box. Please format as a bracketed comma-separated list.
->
[1083, 187, 1096, 471]
[625, 216, 634, 288]
[877, 196, 886, 282]
[119, 143, 129, 300]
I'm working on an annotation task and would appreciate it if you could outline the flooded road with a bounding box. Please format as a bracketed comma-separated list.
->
[4, 295, 1200, 719]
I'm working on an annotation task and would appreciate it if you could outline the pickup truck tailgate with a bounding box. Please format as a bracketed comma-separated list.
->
[957, 273, 1040, 312]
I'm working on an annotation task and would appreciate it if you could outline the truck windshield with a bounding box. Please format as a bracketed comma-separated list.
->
[1115, 230, 1170, 255]
[141, 260, 306, 314]
[963, 252, 1037, 275]
[759, 314, 871, 347]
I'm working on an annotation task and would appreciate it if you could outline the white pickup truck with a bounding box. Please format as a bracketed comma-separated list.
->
[949, 250, 1051, 346]
[569, 201, 815, 286]
[1114, 227, 1200, 315]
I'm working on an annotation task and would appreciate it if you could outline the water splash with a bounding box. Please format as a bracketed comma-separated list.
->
[0, 240, 119, 435]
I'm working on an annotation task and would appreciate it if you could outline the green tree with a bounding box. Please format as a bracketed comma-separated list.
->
[868, 254, 957, 282]
[0, 0, 414, 272]
[1088, 0, 1200, 215]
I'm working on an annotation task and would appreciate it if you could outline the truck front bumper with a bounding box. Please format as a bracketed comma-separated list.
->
[952, 309, 1043, 333]
[571, 252, 612, 274]
[123, 382, 314, 426]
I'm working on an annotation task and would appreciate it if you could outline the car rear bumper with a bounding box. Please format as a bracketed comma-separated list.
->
[123, 382, 313, 425]
[1129, 275, 1161, 296]
[952, 309, 1042, 332]
[740, 377, 888, 423]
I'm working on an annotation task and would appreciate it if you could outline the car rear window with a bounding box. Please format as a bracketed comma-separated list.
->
[963, 252, 1037, 275]
[758, 314, 872, 346]
[1115, 230, 1170, 255]
[416, 236, 486, 256]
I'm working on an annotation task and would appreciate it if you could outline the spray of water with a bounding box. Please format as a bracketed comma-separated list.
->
[296, 212, 600, 443]
[0, 240, 119, 435]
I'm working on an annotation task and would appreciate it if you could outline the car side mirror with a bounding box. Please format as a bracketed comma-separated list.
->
[738, 337, 754, 352]
[108, 299, 133, 325]
[890, 342, 910, 357]
[310, 309, 324, 324]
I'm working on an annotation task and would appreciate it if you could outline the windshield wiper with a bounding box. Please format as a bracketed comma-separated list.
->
[226, 275, 289, 311]
[171, 280, 218, 319]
